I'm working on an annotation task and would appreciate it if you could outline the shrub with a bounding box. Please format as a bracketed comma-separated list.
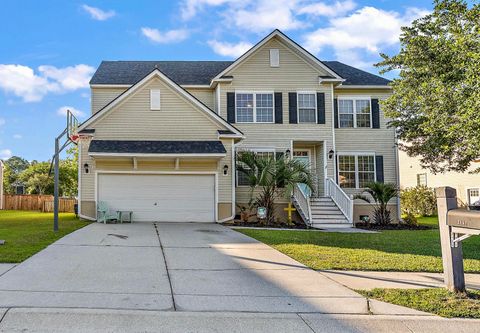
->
[401, 185, 437, 217]
[402, 212, 418, 226]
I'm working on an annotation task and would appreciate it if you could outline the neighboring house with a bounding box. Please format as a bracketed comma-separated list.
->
[400, 150, 480, 206]
[77, 30, 398, 228]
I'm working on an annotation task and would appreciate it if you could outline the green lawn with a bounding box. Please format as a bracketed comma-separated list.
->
[237, 217, 480, 272]
[358, 288, 480, 318]
[0, 210, 90, 263]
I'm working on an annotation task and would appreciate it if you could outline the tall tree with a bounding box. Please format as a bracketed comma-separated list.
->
[376, 0, 480, 173]
[2, 156, 30, 194]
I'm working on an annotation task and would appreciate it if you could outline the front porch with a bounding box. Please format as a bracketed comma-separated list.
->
[291, 141, 354, 229]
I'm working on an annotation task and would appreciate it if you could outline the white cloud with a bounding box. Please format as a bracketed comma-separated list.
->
[0, 118, 5, 126]
[141, 28, 189, 44]
[82, 4, 116, 21]
[208, 40, 253, 57]
[13, 134, 22, 139]
[57, 106, 86, 118]
[303, 6, 429, 57]
[0, 64, 94, 102]
[0, 149, 12, 160]
[180, 0, 238, 20]
[229, 0, 305, 33]
[39, 64, 94, 91]
[298, 0, 356, 17]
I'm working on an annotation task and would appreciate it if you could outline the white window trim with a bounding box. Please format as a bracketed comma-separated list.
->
[297, 91, 317, 124]
[150, 89, 161, 110]
[236, 147, 276, 187]
[235, 91, 275, 124]
[337, 96, 372, 129]
[337, 152, 376, 189]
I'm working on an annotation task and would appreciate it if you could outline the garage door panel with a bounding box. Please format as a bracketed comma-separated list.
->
[98, 174, 215, 222]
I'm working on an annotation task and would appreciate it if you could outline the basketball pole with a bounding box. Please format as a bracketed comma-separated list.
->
[50, 110, 78, 232]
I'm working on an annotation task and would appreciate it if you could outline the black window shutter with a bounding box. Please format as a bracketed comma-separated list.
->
[274, 92, 283, 124]
[375, 155, 384, 183]
[227, 92, 235, 123]
[334, 98, 339, 128]
[317, 92, 325, 124]
[288, 92, 297, 124]
[372, 99, 380, 128]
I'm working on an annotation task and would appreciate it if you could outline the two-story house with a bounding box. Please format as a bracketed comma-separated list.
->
[76, 30, 399, 228]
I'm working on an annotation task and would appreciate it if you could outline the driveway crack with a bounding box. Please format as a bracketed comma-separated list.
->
[154, 223, 177, 311]
[0, 308, 11, 326]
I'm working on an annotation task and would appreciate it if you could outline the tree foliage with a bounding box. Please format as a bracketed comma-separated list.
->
[236, 151, 313, 225]
[1, 147, 78, 196]
[376, 0, 480, 173]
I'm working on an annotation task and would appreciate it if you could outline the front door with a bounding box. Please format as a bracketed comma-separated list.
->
[468, 188, 480, 206]
[293, 150, 312, 196]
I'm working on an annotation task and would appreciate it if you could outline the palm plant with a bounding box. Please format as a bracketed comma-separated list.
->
[354, 182, 398, 225]
[236, 151, 313, 225]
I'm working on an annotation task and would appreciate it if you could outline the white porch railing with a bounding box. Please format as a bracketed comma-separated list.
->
[325, 178, 354, 224]
[292, 183, 312, 226]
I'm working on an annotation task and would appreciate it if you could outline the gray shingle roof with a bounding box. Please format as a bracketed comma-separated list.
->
[322, 61, 391, 86]
[90, 60, 390, 86]
[90, 61, 232, 85]
[88, 140, 226, 154]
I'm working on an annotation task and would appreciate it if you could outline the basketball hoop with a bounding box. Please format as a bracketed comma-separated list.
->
[66, 110, 79, 144]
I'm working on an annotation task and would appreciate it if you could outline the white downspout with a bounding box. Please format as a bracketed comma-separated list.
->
[218, 139, 238, 223]
[394, 129, 402, 222]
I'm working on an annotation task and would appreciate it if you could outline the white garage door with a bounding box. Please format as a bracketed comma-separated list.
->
[98, 174, 215, 222]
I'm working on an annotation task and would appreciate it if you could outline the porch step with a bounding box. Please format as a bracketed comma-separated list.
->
[309, 197, 352, 228]
[310, 197, 333, 202]
[311, 222, 353, 229]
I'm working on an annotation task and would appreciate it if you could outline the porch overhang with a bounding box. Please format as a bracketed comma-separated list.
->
[88, 140, 227, 159]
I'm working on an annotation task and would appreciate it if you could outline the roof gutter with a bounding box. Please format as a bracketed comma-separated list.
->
[336, 85, 392, 89]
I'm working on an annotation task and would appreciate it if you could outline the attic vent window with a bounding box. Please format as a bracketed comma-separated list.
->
[150, 89, 161, 110]
[270, 49, 279, 67]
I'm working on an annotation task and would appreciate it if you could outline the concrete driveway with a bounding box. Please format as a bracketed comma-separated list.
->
[0, 222, 387, 313]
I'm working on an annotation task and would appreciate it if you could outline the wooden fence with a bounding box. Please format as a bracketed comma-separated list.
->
[3, 195, 76, 213]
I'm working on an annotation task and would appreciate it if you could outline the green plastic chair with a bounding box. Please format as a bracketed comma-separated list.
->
[97, 201, 117, 224]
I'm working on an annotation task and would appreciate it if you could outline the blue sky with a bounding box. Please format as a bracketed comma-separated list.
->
[0, 0, 434, 161]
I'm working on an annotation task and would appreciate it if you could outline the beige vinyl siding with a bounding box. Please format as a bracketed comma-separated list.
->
[79, 137, 96, 211]
[185, 88, 215, 110]
[218, 139, 233, 204]
[80, 75, 235, 211]
[400, 150, 480, 205]
[91, 77, 223, 140]
[91, 87, 128, 114]
[334, 89, 396, 199]
[218, 36, 336, 203]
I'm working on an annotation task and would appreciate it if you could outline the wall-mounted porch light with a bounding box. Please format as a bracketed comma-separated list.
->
[328, 149, 335, 159]
[83, 163, 89, 174]
[223, 164, 229, 176]
[285, 149, 291, 158]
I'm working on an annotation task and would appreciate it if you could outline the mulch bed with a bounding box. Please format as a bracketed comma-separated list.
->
[224, 220, 309, 229]
[355, 222, 432, 230]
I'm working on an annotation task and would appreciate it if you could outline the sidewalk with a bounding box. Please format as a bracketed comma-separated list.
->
[320, 270, 480, 290]
[1, 308, 479, 333]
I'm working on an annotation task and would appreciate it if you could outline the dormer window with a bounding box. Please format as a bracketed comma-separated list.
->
[269, 49, 279, 67]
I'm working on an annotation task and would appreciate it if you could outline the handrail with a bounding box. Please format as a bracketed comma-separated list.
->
[325, 178, 353, 224]
[293, 183, 312, 226]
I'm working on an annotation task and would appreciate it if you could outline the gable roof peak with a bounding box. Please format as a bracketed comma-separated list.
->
[211, 29, 343, 82]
